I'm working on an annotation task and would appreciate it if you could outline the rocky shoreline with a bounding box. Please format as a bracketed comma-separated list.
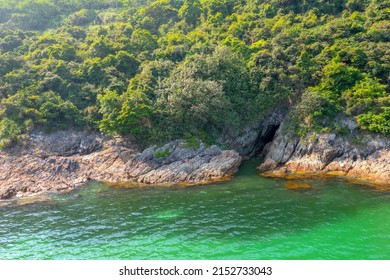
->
[1, 118, 389, 200]
[258, 127, 390, 189]
[0, 131, 241, 199]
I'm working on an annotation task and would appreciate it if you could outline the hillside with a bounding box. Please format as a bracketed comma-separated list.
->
[0, 0, 389, 149]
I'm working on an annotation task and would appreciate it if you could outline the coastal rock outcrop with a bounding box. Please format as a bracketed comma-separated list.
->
[258, 125, 390, 188]
[223, 107, 286, 156]
[0, 131, 241, 199]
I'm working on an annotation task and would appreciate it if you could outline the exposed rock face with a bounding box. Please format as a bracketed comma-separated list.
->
[126, 142, 241, 184]
[224, 107, 286, 156]
[29, 130, 104, 156]
[2, 115, 388, 200]
[0, 132, 241, 199]
[259, 125, 390, 188]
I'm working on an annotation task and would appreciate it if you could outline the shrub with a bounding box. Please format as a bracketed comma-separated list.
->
[0, 118, 22, 149]
[155, 148, 171, 158]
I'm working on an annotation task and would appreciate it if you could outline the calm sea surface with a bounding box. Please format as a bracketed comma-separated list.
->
[1, 159, 389, 260]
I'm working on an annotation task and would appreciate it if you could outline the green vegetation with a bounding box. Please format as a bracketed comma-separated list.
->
[155, 148, 172, 158]
[184, 133, 201, 148]
[0, 0, 389, 149]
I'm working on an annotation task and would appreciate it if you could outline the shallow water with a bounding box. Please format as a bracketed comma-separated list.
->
[1, 159, 389, 260]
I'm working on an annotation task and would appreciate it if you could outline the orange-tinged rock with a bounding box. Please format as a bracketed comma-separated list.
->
[283, 182, 313, 190]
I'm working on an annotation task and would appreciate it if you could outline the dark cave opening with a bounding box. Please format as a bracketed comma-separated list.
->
[251, 124, 280, 156]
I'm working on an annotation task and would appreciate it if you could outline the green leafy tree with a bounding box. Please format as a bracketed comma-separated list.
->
[84, 58, 107, 85]
[97, 90, 122, 134]
[156, 61, 233, 136]
[201, 0, 228, 18]
[89, 38, 114, 58]
[12, 0, 59, 30]
[179, 0, 203, 26]
[0, 35, 23, 52]
[135, 0, 178, 32]
[343, 77, 390, 135]
[357, 109, 390, 135]
[68, 9, 96, 26]
[38, 91, 83, 130]
[113, 51, 140, 77]
[116, 89, 153, 138]
[312, 60, 363, 112]
[131, 29, 158, 52]
[343, 77, 387, 115]
[0, 118, 22, 149]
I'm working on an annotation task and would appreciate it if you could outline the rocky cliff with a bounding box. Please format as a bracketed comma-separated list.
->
[0, 131, 241, 199]
[258, 124, 390, 189]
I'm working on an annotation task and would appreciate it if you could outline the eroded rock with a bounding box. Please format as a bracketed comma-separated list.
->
[259, 124, 390, 188]
[0, 132, 242, 199]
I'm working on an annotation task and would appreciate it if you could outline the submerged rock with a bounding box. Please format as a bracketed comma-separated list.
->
[283, 182, 313, 190]
[0, 132, 242, 199]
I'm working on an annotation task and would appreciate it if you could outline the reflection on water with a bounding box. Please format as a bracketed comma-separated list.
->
[1, 159, 389, 260]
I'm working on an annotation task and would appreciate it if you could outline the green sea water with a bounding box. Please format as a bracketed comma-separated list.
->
[1, 159, 389, 260]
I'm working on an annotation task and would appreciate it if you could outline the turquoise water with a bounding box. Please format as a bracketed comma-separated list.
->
[1, 159, 389, 260]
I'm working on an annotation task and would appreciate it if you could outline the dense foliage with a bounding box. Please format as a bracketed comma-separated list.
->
[0, 0, 389, 148]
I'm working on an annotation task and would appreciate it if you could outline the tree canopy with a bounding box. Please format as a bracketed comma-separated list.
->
[0, 0, 389, 148]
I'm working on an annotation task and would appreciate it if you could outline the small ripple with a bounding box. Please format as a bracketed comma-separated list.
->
[1, 176, 390, 259]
